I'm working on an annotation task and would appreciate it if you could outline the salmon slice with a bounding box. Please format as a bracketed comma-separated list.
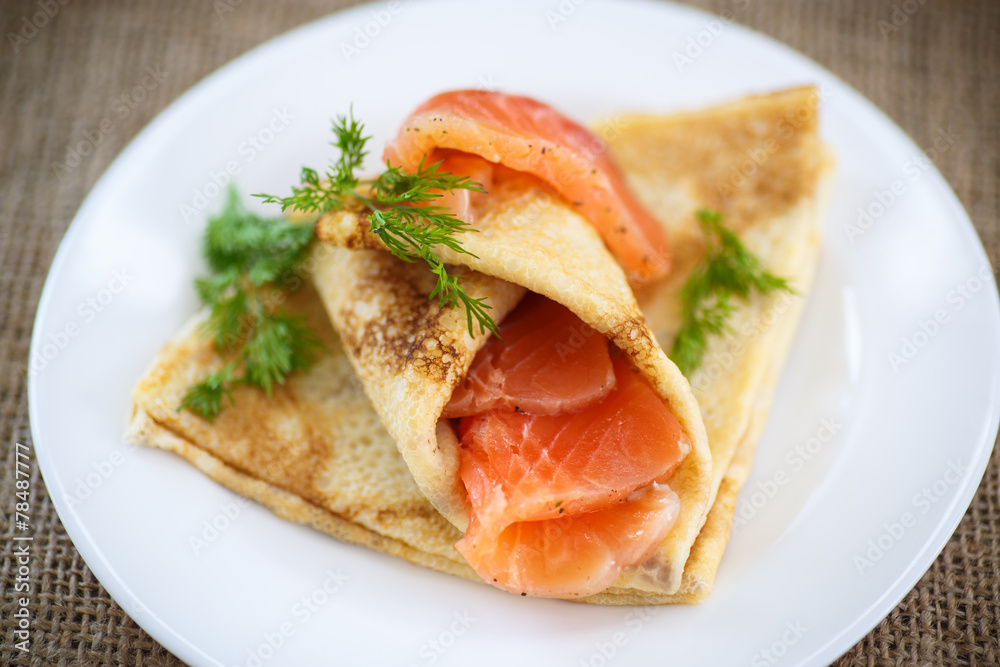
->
[442, 293, 615, 418]
[457, 358, 690, 522]
[455, 357, 690, 597]
[384, 90, 671, 282]
[460, 484, 679, 598]
[428, 150, 494, 224]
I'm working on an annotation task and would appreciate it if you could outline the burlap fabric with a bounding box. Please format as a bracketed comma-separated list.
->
[0, 1, 996, 664]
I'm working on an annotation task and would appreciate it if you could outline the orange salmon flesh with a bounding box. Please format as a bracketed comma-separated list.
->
[384, 90, 671, 282]
[444, 295, 690, 597]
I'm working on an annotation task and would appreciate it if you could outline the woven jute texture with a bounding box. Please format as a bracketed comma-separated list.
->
[1, 1, 997, 665]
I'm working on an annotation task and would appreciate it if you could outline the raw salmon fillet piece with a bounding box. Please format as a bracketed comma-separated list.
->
[384, 90, 671, 282]
[443, 293, 615, 418]
[427, 150, 495, 224]
[461, 484, 680, 598]
[455, 350, 690, 597]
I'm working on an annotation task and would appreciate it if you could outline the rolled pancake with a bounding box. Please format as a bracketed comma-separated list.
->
[312, 172, 713, 596]
[127, 86, 833, 604]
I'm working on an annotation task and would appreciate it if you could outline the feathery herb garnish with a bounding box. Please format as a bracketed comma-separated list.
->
[179, 187, 323, 421]
[256, 112, 497, 337]
[670, 209, 795, 376]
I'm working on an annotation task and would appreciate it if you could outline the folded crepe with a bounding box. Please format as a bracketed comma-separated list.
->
[311, 175, 712, 598]
[128, 86, 833, 604]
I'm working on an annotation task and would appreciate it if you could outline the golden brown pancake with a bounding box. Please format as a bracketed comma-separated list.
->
[311, 172, 713, 596]
[127, 86, 834, 604]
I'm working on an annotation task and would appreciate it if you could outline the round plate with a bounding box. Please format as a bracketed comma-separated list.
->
[28, 1, 1000, 665]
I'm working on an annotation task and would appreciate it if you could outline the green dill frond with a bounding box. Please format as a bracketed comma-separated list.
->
[179, 187, 323, 420]
[179, 362, 237, 422]
[255, 111, 497, 337]
[330, 110, 369, 190]
[670, 210, 794, 376]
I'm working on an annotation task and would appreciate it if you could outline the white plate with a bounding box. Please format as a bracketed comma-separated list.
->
[29, 1, 1000, 665]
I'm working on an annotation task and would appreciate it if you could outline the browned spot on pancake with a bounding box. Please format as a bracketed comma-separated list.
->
[608, 87, 823, 234]
[605, 315, 654, 354]
[133, 335, 212, 397]
[314, 204, 387, 252]
[177, 379, 331, 507]
[315, 217, 373, 251]
[335, 253, 466, 384]
[374, 502, 440, 524]
[335, 500, 443, 525]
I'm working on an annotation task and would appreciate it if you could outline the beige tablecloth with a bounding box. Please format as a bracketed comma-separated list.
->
[1, 1, 997, 664]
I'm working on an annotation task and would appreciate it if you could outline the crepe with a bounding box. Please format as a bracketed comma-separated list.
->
[127, 86, 833, 604]
[311, 170, 713, 596]
[599, 86, 835, 601]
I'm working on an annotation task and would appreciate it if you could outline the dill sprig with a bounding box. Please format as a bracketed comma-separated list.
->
[670, 209, 795, 376]
[256, 112, 497, 336]
[179, 187, 323, 421]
